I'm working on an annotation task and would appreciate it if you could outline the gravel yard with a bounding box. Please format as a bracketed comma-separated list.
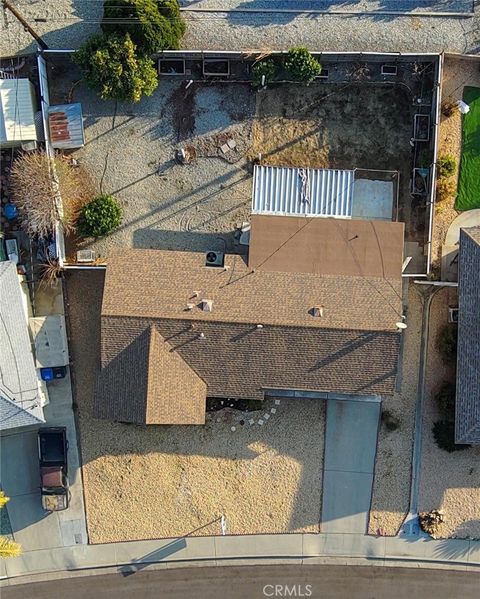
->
[44, 60, 423, 260]
[418, 289, 480, 539]
[431, 56, 480, 271]
[65, 270, 325, 543]
[368, 283, 422, 536]
[1, 3, 478, 57]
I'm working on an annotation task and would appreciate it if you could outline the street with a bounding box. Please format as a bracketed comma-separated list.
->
[2, 564, 479, 599]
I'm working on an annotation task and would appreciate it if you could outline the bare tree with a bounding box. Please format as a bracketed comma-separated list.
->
[9, 151, 94, 238]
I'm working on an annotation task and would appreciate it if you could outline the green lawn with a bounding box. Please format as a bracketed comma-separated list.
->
[456, 86, 480, 211]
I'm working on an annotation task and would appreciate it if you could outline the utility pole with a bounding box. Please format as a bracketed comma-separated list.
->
[2, 0, 49, 50]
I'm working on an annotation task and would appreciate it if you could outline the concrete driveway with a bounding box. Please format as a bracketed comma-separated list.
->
[0, 372, 88, 552]
[321, 399, 380, 534]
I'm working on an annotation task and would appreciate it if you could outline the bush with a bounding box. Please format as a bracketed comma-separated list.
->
[284, 47, 321, 83]
[441, 99, 459, 118]
[437, 155, 457, 178]
[381, 409, 400, 432]
[436, 177, 457, 203]
[419, 510, 444, 538]
[251, 58, 278, 88]
[432, 420, 470, 453]
[102, 0, 184, 55]
[435, 381, 456, 420]
[437, 324, 457, 364]
[75, 33, 158, 102]
[77, 195, 122, 237]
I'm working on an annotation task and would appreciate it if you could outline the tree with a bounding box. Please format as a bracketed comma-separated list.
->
[251, 58, 278, 88]
[75, 33, 158, 103]
[434, 381, 456, 420]
[0, 492, 21, 559]
[9, 152, 93, 238]
[284, 47, 321, 84]
[102, 0, 185, 55]
[77, 195, 122, 238]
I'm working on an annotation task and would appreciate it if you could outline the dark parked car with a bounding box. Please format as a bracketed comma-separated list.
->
[38, 427, 69, 511]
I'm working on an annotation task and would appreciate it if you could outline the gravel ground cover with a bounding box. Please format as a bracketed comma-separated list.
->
[418, 289, 480, 539]
[431, 56, 480, 270]
[1, 4, 479, 57]
[65, 270, 325, 543]
[368, 283, 422, 536]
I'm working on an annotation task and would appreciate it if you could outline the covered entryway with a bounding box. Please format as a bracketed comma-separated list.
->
[321, 399, 380, 534]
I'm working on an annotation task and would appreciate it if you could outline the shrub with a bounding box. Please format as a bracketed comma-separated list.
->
[284, 47, 321, 83]
[419, 510, 444, 538]
[381, 409, 400, 432]
[77, 195, 122, 237]
[251, 58, 278, 88]
[437, 155, 457, 178]
[75, 33, 158, 102]
[432, 420, 470, 453]
[437, 324, 457, 364]
[435, 381, 456, 420]
[102, 0, 184, 55]
[441, 99, 459, 118]
[9, 152, 93, 237]
[436, 177, 457, 203]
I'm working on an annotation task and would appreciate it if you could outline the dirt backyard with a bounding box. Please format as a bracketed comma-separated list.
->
[65, 270, 325, 543]
[46, 54, 422, 261]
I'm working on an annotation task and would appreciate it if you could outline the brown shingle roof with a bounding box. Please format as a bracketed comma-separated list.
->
[102, 249, 402, 332]
[96, 246, 403, 424]
[96, 324, 206, 425]
[455, 227, 480, 445]
[248, 215, 405, 279]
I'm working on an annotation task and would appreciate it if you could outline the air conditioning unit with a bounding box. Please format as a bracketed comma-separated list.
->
[205, 251, 224, 268]
[448, 307, 459, 324]
[76, 249, 95, 263]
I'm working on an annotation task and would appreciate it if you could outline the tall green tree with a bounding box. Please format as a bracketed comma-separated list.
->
[75, 33, 158, 103]
[102, 0, 185, 55]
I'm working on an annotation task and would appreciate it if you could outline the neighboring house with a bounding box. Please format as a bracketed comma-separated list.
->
[95, 216, 405, 425]
[455, 227, 480, 445]
[0, 261, 45, 430]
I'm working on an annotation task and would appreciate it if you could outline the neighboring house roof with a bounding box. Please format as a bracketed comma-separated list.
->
[97, 247, 403, 425]
[248, 215, 404, 278]
[0, 78, 37, 144]
[252, 165, 355, 218]
[0, 261, 44, 430]
[455, 227, 480, 445]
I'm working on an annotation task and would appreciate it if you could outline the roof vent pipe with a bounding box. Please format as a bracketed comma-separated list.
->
[198, 332, 206, 339]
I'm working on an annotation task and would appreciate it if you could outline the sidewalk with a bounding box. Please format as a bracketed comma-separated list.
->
[0, 532, 479, 583]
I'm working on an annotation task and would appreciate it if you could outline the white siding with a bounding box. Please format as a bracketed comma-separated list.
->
[252, 165, 355, 218]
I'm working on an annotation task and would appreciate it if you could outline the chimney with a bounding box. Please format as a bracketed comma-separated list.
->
[201, 299, 213, 312]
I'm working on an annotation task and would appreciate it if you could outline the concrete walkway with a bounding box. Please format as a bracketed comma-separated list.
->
[322, 400, 380, 534]
[0, 282, 87, 553]
[0, 532, 479, 583]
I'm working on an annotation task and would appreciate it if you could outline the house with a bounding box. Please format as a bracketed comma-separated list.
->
[0, 261, 45, 430]
[455, 227, 480, 445]
[95, 216, 405, 425]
